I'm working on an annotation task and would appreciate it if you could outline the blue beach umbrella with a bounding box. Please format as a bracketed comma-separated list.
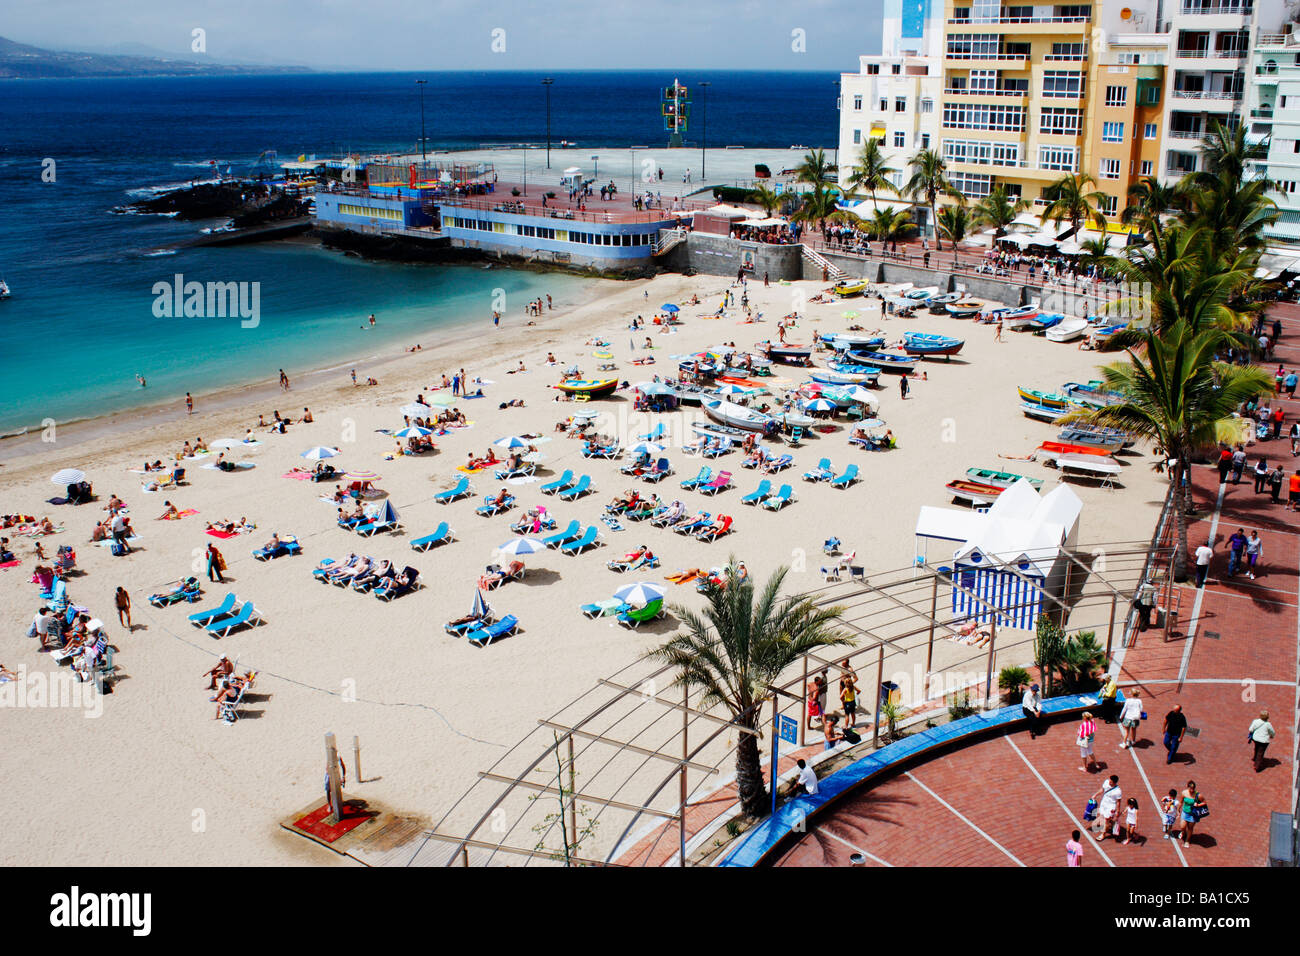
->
[661, 304, 680, 313]
[637, 382, 675, 396]
[498, 537, 545, 556]
[630, 441, 666, 456]
[393, 426, 433, 438]
[803, 398, 837, 412]
[300, 447, 340, 461]
[471, 589, 490, 619]
[493, 435, 530, 450]
[614, 581, 666, 606]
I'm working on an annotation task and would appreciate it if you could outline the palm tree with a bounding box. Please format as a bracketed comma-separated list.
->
[867, 207, 915, 243]
[842, 138, 898, 209]
[749, 183, 781, 216]
[905, 149, 954, 250]
[1122, 176, 1181, 242]
[1195, 119, 1266, 188]
[937, 204, 970, 249]
[790, 184, 840, 233]
[1041, 173, 1107, 238]
[794, 148, 833, 192]
[1060, 321, 1273, 580]
[971, 186, 1030, 238]
[646, 561, 852, 816]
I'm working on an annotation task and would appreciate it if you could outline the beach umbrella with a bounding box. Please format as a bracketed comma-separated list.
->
[400, 402, 433, 418]
[661, 303, 680, 313]
[565, 364, 581, 375]
[842, 385, 876, 404]
[393, 425, 433, 439]
[50, 468, 85, 486]
[638, 382, 675, 397]
[842, 310, 859, 320]
[497, 537, 545, 556]
[712, 383, 749, 397]
[858, 418, 886, 429]
[300, 446, 340, 461]
[522, 451, 546, 463]
[571, 408, 600, 420]
[630, 441, 665, 457]
[803, 398, 837, 412]
[211, 438, 247, 449]
[593, 350, 614, 359]
[613, 581, 666, 606]
[493, 435, 530, 450]
[345, 469, 380, 481]
[471, 589, 490, 619]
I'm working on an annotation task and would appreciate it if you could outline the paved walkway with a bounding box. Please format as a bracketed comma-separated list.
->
[772, 305, 1300, 868]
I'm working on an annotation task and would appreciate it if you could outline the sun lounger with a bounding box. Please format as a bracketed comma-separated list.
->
[581, 600, 631, 618]
[636, 423, 667, 442]
[617, 599, 664, 629]
[435, 476, 474, 504]
[674, 513, 712, 535]
[699, 470, 733, 496]
[763, 454, 794, 473]
[446, 611, 493, 636]
[625, 502, 662, 522]
[642, 458, 673, 483]
[476, 494, 516, 516]
[829, 463, 860, 488]
[696, 515, 733, 541]
[803, 457, 833, 482]
[216, 678, 250, 723]
[740, 479, 772, 505]
[495, 463, 536, 480]
[679, 466, 712, 490]
[787, 427, 803, 447]
[252, 536, 302, 560]
[410, 522, 455, 551]
[149, 578, 203, 607]
[582, 441, 620, 459]
[761, 484, 795, 511]
[701, 439, 731, 459]
[539, 469, 574, 495]
[543, 520, 582, 548]
[557, 475, 592, 501]
[465, 614, 519, 648]
[559, 525, 601, 555]
[374, 566, 421, 601]
[478, 560, 525, 590]
[206, 601, 261, 638]
[188, 593, 238, 627]
[607, 551, 659, 572]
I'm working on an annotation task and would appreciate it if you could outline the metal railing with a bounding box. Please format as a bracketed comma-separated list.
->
[946, 15, 1091, 24]
[943, 87, 1029, 97]
[1172, 89, 1243, 99]
[1178, 1, 1252, 13]
[944, 52, 1030, 61]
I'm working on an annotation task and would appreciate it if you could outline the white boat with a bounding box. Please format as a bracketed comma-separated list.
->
[1045, 317, 1089, 343]
[0, 279, 9, 300]
[703, 398, 774, 433]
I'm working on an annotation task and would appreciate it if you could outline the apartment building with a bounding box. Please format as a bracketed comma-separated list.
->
[1246, 21, 1300, 240]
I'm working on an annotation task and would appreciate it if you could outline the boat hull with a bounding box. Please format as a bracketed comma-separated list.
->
[965, 467, 1042, 489]
[555, 378, 618, 398]
[845, 350, 918, 373]
[703, 399, 773, 433]
[902, 334, 965, 357]
[1017, 386, 1070, 409]
[946, 479, 1004, 504]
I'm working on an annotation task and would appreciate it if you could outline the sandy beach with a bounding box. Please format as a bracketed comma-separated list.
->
[0, 269, 1168, 866]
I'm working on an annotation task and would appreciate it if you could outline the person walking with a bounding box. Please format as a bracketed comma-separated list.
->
[1194, 539, 1213, 587]
[114, 586, 132, 629]
[1022, 682, 1043, 739]
[1226, 527, 1247, 577]
[1162, 704, 1187, 764]
[1254, 457, 1270, 494]
[205, 543, 225, 583]
[899, 375, 910, 400]
[1230, 445, 1247, 483]
[839, 671, 858, 729]
[1274, 406, 1286, 440]
[1177, 781, 1206, 844]
[185, 392, 194, 415]
[1290, 469, 1300, 511]
[1269, 464, 1285, 503]
[1120, 797, 1140, 845]
[1286, 369, 1298, 398]
[995, 317, 1004, 342]
[1215, 446, 1232, 484]
[1077, 711, 1098, 772]
[1291, 422, 1300, 457]
[1118, 693, 1143, 749]
[1065, 829, 1084, 866]
[1091, 775, 1123, 841]
[1245, 530, 1262, 579]
[1248, 710, 1276, 772]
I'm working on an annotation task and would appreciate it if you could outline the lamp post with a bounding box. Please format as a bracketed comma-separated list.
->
[415, 79, 428, 169]
[521, 146, 527, 197]
[542, 77, 554, 169]
[697, 81, 710, 181]
[630, 146, 637, 202]
[592, 155, 599, 181]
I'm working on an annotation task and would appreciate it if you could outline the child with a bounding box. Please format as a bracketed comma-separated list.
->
[1160, 789, 1178, 839]
[1121, 797, 1140, 845]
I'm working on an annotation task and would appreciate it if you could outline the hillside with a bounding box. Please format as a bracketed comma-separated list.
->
[0, 35, 308, 78]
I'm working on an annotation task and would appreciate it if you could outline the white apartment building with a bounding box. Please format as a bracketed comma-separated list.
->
[1246, 17, 1300, 241]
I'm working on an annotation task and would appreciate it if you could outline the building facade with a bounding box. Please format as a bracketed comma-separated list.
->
[1247, 22, 1300, 241]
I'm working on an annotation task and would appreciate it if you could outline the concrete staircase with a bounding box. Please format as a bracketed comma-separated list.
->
[652, 227, 688, 257]
[801, 244, 846, 281]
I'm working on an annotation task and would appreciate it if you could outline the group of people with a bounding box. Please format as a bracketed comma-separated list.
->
[805, 661, 866, 751]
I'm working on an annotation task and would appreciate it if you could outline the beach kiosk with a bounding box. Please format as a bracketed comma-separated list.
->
[915, 480, 1083, 630]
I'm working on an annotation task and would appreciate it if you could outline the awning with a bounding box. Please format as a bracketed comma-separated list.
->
[1255, 251, 1300, 278]
[837, 198, 907, 217]
[961, 233, 992, 247]
[703, 204, 761, 219]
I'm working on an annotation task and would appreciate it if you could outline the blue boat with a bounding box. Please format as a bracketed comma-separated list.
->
[822, 332, 886, 350]
[844, 349, 919, 373]
[901, 332, 964, 358]
[1027, 312, 1064, 331]
[812, 365, 880, 386]
[1062, 380, 1122, 407]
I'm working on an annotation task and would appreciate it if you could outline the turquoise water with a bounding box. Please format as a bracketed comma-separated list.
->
[0, 242, 595, 434]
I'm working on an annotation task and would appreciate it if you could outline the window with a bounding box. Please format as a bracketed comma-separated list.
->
[1142, 85, 1160, 105]
[1102, 121, 1124, 142]
[947, 34, 1001, 58]
[943, 103, 1026, 131]
[1104, 85, 1128, 107]
[853, 95, 863, 110]
[948, 171, 994, 199]
[1100, 195, 1118, 216]
[894, 131, 906, 148]
[942, 138, 1021, 166]
[1100, 158, 1121, 179]
[1050, 42, 1086, 59]
[1042, 70, 1083, 97]
[969, 69, 997, 91]
[1039, 107, 1082, 135]
[895, 97, 907, 112]
[1144, 123, 1157, 139]
[921, 133, 931, 149]
[852, 129, 862, 145]
[921, 98, 934, 113]
[1037, 145, 1078, 171]
[866, 64, 880, 75]
[1140, 159, 1153, 175]
[1294, 140, 1300, 154]
[892, 64, 901, 74]
[879, 98, 888, 112]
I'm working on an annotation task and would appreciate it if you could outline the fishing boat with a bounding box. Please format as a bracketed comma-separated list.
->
[802, 384, 872, 409]
[1021, 401, 1063, 422]
[692, 421, 749, 444]
[901, 333, 964, 357]
[1060, 423, 1135, 449]
[554, 378, 618, 398]
[965, 467, 1043, 489]
[1062, 380, 1121, 407]
[1027, 312, 1065, 331]
[904, 286, 940, 302]
[1045, 317, 1089, 342]
[1088, 323, 1127, 347]
[678, 360, 720, 378]
[716, 375, 771, 390]
[927, 292, 962, 313]
[1017, 386, 1071, 409]
[989, 304, 1040, 329]
[945, 300, 983, 318]
[1037, 440, 1113, 458]
[703, 398, 775, 433]
[669, 383, 711, 406]
[0, 279, 9, 300]
[832, 279, 869, 298]
[824, 332, 886, 350]
[757, 341, 812, 365]
[811, 367, 880, 386]
[945, 479, 1005, 506]
[1056, 428, 1125, 455]
[845, 350, 919, 373]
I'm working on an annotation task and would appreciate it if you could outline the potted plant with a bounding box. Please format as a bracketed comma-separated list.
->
[511, 187, 521, 197]
[998, 666, 1033, 705]
[545, 191, 557, 200]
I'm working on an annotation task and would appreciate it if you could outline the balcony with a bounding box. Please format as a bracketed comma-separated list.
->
[943, 52, 1030, 65]
[1171, 90, 1243, 100]
[946, 16, 1091, 24]
[1167, 129, 1205, 139]
[1173, 49, 1248, 58]
[943, 87, 1028, 98]
[1178, 1, 1252, 13]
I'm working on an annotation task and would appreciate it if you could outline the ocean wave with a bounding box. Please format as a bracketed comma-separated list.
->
[125, 177, 221, 198]
[142, 248, 179, 257]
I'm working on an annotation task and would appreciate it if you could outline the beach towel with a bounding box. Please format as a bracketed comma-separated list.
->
[0, 559, 21, 570]
[95, 535, 141, 547]
[205, 529, 238, 539]
[457, 461, 500, 475]
[202, 462, 255, 471]
[162, 509, 199, 520]
[281, 471, 313, 481]
[601, 516, 624, 533]
[664, 569, 700, 584]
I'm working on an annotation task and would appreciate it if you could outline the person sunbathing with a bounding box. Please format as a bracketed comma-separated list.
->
[322, 554, 360, 580]
[157, 501, 180, 520]
[262, 532, 281, 552]
[478, 564, 510, 589]
[205, 656, 234, 690]
[446, 608, 488, 629]
[334, 555, 372, 583]
[661, 501, 688, 525]
[212, 672, 254, 718]
[486, 488, 511, 509]
[363, 560, 394, 587]
[697, 516, 728, 537]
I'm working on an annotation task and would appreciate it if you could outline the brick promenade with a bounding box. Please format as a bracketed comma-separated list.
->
[772, 305, 1300, 868]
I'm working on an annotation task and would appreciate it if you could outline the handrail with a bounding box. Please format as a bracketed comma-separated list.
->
[946, 15, 1091, 24]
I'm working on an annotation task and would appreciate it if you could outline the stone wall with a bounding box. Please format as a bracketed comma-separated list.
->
[660, 232, 804, 280]
[804, 250, 1030, 309]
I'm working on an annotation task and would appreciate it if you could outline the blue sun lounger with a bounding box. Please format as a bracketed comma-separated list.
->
[466, 614, 519, 648]
[741, 479, 772, 505]
[557, 475, 592, 501]
[830, 463, 860, 488]
[543, 519, 582, 548]
[679, 466, 711, 490]
[189, 593, 238, 627]
[803, 458, 833, 482]
[410, 522, 454, 551]
[206, 601, 261, 638]
[435, 476, 473, 504]
[539, 469, 574, 495]
[476, 494, 515, 516]
[374, 567, 420, 601]
[559, 525, 600, 554]
[252, 536, 302, 560]
[762, 484, 795, 511]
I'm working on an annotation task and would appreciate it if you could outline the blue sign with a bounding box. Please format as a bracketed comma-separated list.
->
[777, 714, 799, 745]
[901, 0, 928, 38]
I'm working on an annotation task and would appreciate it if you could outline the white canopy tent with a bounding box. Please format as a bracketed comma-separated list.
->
[1255, 250, 1300, 279]
[703, 204, 763, 219]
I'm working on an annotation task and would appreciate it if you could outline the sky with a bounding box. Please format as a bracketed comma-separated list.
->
[7, 0, 884, 72]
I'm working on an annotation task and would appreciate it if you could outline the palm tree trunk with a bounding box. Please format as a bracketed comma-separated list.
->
[1171, 462, 1190, 582]
[931, 199, 942, 251]
[734, 723, 770, 816]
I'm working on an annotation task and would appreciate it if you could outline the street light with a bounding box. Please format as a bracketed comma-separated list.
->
[697, 81, 710, 181]
[521, 146, 527, 197]
[415, 79, 428, 168]
[542, 77, 554, 169]
[592, 155, 599, 181]
[630, 146, 636, 202]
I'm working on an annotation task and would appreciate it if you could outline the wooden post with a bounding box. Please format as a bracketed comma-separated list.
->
[566, 734, 578, 854]
[872, 643, 884, 748]
[1105, 592, 1117, 664]
[460, 845, 470, 867]
[679, 684, 688, 867]
[984, 618, 998, 710]
[324, 732, 343, 823]
[925, 573, 938, 699]
[353, 735, 362, 786]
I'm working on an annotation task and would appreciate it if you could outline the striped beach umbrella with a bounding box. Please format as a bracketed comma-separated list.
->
[842, 385, 876, 404]
[50, 468, 86, 486]
[471, 589, 490, 619]
[493, 435, 530, 450]
[345, 470, 380, 481]
[393, 426, 433, 438]
[300, 447, 340, 461]
[613, 581, 665, 606]
[630, 441, 665, 457]
[803, 398, 837, 412]
[497, 537, 545, 556]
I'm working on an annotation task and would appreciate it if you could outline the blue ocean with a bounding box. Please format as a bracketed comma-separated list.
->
[0, 71, 838, 434]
